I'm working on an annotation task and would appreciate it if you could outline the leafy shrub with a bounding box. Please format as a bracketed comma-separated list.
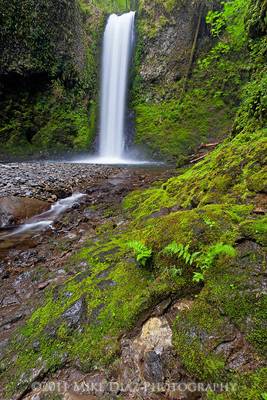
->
[206, 0, 248, 46]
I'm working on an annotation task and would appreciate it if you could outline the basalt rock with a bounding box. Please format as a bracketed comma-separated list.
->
[0, 196, 49, 227]
[137, 0, 219, 89]
[61, 297, 87, 330]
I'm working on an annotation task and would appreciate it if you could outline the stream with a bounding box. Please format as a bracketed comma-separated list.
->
[0, 162, 173, 370]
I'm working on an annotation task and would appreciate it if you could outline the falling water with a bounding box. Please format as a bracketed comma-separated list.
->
[99, 11, 135, 162]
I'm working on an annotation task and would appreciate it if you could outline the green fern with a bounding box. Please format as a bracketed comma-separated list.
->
[163, 241, 236, 282]
[127, 241, 152, 267]
[169, 265, 183, 278]
[163, 242, 200, 266]
[192, 272, 205, 283]
[198, 243, 236, 271]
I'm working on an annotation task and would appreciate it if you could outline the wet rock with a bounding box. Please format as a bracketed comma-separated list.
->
[97, 279, 117, 290]
[74, 270, 92, 283]
[14, 358, 47, 400]
[96, 267, 113, 279]
[32, 340, 41, 352]
[0, 163, 118, 200]
[89, 304, 105, 325]
[151, 298, 172, 317]
[37, 281, 51, 290]
[44, 324, 58, 339]
[63, 393, 98, 400]
[61, 297, 87, 329]
[0, 338, 9, 359]
[0, 312, 23, 328]
[1, 294, 20, 307]
[139, 0, 214, 88]
[143, 351, 164, 382]
[118, 316, 173, 386]
[0, 197, 49, 227]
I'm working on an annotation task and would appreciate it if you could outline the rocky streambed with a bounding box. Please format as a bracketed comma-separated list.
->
[0, 161, 265, 400]
[0, 161, 175, 399]
[0, 163, 121, 201]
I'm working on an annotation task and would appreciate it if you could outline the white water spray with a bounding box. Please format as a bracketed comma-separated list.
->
[98, 11, 135, 163]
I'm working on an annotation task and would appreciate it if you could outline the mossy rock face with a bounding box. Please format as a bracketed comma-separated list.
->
[0, 0, 135, 158]
[131, 0, 266, 163]
[173, 239, 267, 399]
[130, 0, 237, 162]
[0, 0, 85, 76]
[0, 0, 104, 158]
[123, 129, 266, 220]
[0, 230, 187, 397]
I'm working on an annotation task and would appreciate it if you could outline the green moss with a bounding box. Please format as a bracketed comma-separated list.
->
[134, 91, 232, 163]
[173, 240, 266, 382]
[1, 226, 190, 396]
[0, 0, 105, 157]
[1, 125, 266, 396]
[240, 216, 267, 246]
[0, 83, 96, 155]
[207, 368, 267, 399]
[173, 302, 227, 381]
[132, 0, 266, 162]
[124, 129, 266, 222]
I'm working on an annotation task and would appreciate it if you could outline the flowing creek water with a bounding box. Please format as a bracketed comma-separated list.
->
[0, 163, 173, 367]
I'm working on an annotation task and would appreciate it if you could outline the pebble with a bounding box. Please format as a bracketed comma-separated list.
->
[0, 162, 120, 200]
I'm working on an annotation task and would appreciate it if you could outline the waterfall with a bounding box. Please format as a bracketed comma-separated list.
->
[99, 11, 135, 162]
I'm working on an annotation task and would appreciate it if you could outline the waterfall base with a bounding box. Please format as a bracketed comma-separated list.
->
[72, 155, 162, 166]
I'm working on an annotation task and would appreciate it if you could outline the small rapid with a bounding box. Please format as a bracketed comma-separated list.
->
[0, 193, 86, 239]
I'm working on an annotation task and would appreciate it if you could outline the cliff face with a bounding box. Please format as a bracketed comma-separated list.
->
[131, 0, 255, 163]
[0, 0, 134, 159]
[0, 0, 86, 78]
[137, 0, 217, 87]
[0, 0, 106, 159]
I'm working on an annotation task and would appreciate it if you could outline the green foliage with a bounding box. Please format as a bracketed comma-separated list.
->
[163, 241, 236, 282]
[91, 0, 131, 13]
[127, 240, 152, 267]
[134, 91, 231, 163]
[193, 243, 236, 282]
[206, 0, 248, 46]
[163, 242, 199, 266]
[133, 0, 254, 162]
[234, 68, 267, 133]
[0, 81, 95, 155]
[192, 272, 204, 283]
[198, 243, 236, 270]
[0, 0, 85, 77]
[0, 0, 105, 156]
